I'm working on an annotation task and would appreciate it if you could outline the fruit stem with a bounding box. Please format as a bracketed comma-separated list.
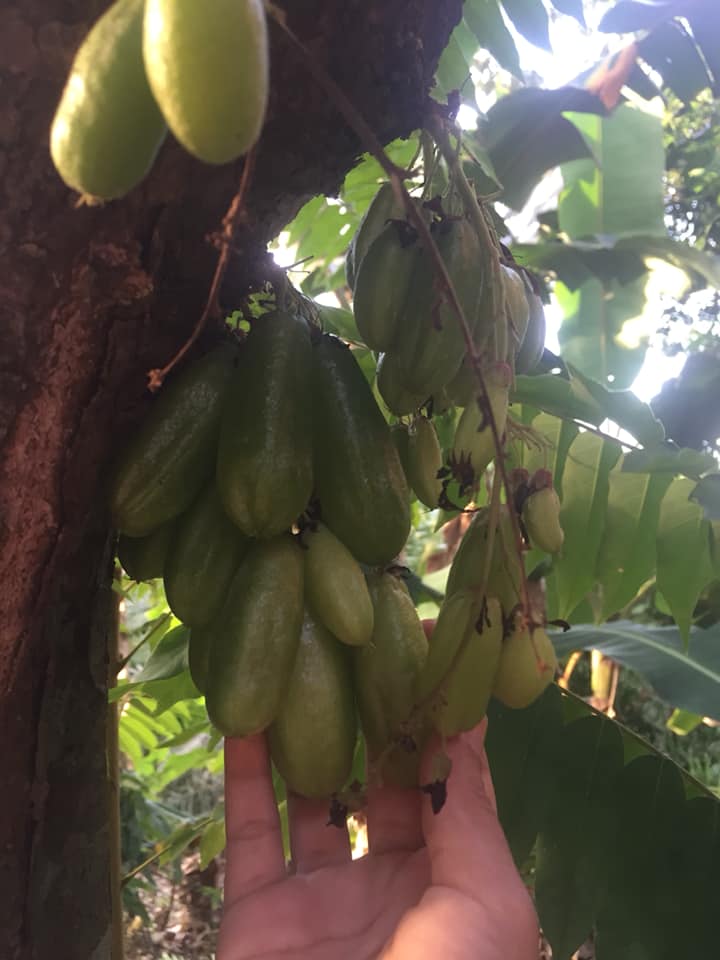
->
[147, 146, 258, 392]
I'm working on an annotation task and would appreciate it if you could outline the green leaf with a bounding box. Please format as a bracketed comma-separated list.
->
[500, 0, 551, 51]
[136, 625, 190, 683]
[599, 0, 682, 34]
[615, 235, 720, 289]
[512, 238, 647, 290]
[523, 412, 579, 496]
[314, 304, 361, 343]
[486, 685, 564, 867]
[666, 708, 703, 736]
[549, 0, 585, 25]
[638, 21, 711, 103]
[435, 18, 477, 98]
[464, 0, 522, 78]
[566, 364, 665, 446]
[554, 274, 649, 389]
[656, 477, 714, 643]
[596, 464, 672, 619]
[535, 716, 624, 960]
[512, 373, 604, 425]
[157, 819, 208, 867]
[621, 444, 716, 479]
[551, 432, 622, 619]
[690, 473, 720, 521]
[553, 621, 720, 720]
[687, 3, 720, 97]
[596, 754, 687, 960]
[560, 105, 666, 239]
[481, 87, 603, 210]
[199, 818, 226, 869]
[670, 797, 720, 955]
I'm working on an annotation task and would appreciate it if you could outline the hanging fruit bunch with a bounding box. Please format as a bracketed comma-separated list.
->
[61, 0, 566, 805]
[50, 0, 269, 201]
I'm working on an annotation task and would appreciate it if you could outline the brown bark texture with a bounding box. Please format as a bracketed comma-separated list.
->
[0, 1, 461, 957]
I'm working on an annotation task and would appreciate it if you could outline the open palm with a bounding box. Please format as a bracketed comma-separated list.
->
[217, 723, 538, 960]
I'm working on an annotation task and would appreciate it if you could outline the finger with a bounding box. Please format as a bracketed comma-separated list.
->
[286, 792, 351, 872]
[420, 723, 522, 901]
[366, 781, 424, 855]
[223, 736, 286, 907]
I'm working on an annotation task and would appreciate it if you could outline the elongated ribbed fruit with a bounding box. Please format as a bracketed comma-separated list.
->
[217, 312, 313, 538]
[143, 0, 269, 164]
[493, 623, 557, 709]
[268, 612, 356, 799]
[50, 0, 167, 199]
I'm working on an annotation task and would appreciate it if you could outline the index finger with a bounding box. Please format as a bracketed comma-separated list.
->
[223, 735, 287, 908]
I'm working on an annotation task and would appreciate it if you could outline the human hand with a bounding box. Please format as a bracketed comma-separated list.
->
[216, 721, 538, 960]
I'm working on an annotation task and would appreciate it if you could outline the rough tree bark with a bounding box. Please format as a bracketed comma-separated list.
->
[0, 2, 461, 957]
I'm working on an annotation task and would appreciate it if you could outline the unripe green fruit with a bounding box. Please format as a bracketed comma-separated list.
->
[164, 484, 248, 627]
[353, 223, 417, 352]
[204, 536, 304, 737]
[446, 505, 524, 616]
[217, 312, 313, 538]
[376, 352, 426, 417]
[515, 278, 546, 374]
[313, 335, 410, 565]
[143, 0, 269, 164]
[522, 486, 564, 554]
[110, 344, 238, 537]
[50, 0, 167, 200]
[346, 184, 404, 291]
[304, 523, 374, 647]
[451, 362, 511, 489]
[501, 264, 530, 348]
[117, 521, 174, 581]
[355, 572, 429, 787]
[268, 613, 356, 799]
[493, 624, 557, 709]
[406, 417, 443, 509]
[434, 596, 503, 736]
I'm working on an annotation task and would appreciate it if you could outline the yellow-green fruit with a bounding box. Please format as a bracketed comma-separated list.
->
[268, 613, 356, 799]
[353, 223, 417, 351]
[304, 523, 374, 647]
[395, 218, 486, 397]
[205, 536, 304, 737]
[446, 506, 523, 616]
[414, 589, 480, 704]
[376, 352, 426, 417]
[501, 264, 530, 348]
[313, 335, 410, 565]
[163, 485, 248, 627]
[346, 183, 405, 291]
[406, 416, 443, 509]
[493, 624, 558, 709]
[188, 625, 212, 694]
[391, 423, 411, 482]
[50, 0, 167, 200]
[355, 572, 429, 787]
[451, 362, 511, 488]
[434, 596, 503, 736]
[143, 0, 268, 164]
[217, 312, 313, 538]
[110, 344, 238, 537]
[117, 521, 174, 581]
[515, 277, 546, 375]
[522, 486, 564, 554]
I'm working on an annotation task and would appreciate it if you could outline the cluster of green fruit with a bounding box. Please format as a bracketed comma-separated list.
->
[51, 0, 268, 201]
[112, 309, 564, 801]
[350, 184, 547, 494]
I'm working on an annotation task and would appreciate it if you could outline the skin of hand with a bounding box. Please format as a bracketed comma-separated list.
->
[217, 626, 539, 960]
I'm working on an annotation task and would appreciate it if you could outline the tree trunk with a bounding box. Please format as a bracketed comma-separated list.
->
[0, 2, 461, 956]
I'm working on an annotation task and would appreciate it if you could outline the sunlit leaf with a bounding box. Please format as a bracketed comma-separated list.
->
[551, 432, 622, 618]
[553, 621, 720, 720]
[656, 477, 714, 643]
